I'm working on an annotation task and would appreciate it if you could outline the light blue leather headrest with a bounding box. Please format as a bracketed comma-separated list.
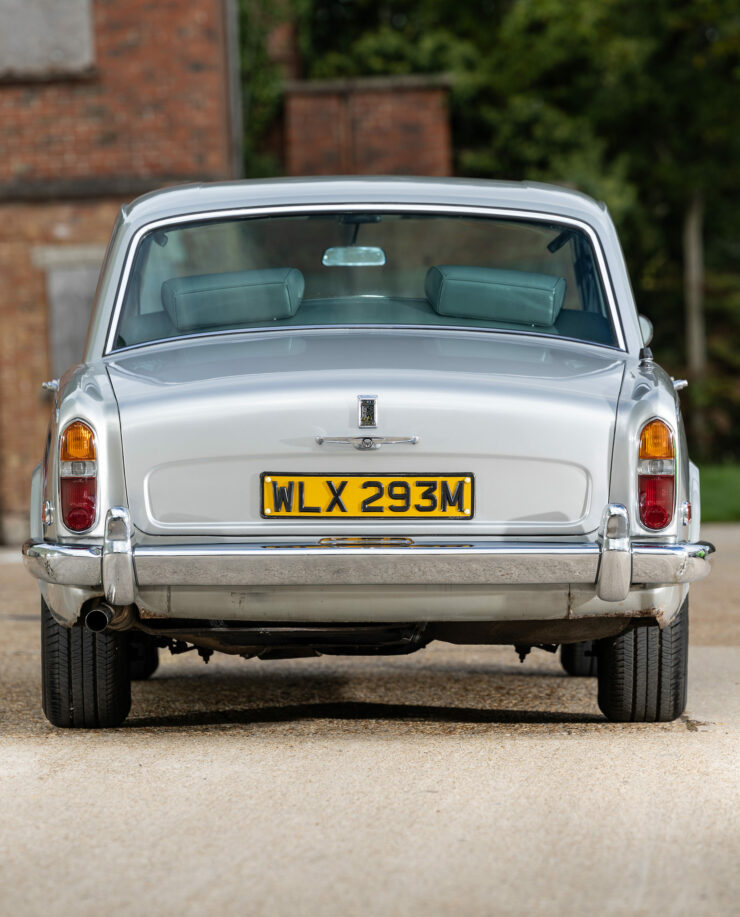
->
[425, 265, 567, 327]
[161, 268, 304, 331]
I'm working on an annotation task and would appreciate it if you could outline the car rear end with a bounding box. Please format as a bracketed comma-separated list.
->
[23, 179, 714, 726]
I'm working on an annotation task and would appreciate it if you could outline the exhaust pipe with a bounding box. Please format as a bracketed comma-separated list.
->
[83, 602, 136, 633]
[84, 603, 114, 633]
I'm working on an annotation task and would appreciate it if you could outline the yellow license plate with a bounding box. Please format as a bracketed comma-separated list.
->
[261, 473, 474, 519]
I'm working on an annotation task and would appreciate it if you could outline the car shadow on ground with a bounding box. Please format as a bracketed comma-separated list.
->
[121, 662, 608, 731]
[125, 699, 604, 729]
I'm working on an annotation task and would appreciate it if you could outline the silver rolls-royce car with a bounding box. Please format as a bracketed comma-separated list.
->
[23, 177, 714, 728]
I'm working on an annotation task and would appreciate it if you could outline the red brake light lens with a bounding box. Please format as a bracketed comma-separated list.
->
[638, 475, 674, 530]
[61, 477, 97, 532]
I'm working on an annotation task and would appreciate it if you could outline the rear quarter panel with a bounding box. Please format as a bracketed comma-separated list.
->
[610, 358, 691, 540]
[42, 362, 127, 544]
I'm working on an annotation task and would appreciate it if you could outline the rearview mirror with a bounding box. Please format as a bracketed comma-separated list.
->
[322, 246, 386, 267]
[638, 314, 653, 346]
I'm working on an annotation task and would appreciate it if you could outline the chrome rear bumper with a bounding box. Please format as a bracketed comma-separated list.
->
[23, 505, 715, 604]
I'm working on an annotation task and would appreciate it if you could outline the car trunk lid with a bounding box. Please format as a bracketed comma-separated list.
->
[106, 329, 625, 537]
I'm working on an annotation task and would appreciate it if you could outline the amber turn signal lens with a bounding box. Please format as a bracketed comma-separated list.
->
[60, 421, 96, 461]
[639, 419, 673, 461]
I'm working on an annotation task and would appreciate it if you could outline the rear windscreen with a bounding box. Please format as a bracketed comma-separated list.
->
[112, 211, 618, 350]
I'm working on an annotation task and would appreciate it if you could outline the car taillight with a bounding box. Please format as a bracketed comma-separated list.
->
[638, 418, 674, 530]
[60, 420, 97, 532]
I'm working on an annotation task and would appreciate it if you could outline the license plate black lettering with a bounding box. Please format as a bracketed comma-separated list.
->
[325, 480, 348, 513]
[360, 480, 384, 513]
[272, 481, 294, 512]
[262, 474, 472, 519]
[298, 481, 320, 513]
[441, 479, 465, 512]
[387, 480, 411, 513]
[413, 480, 438, 512]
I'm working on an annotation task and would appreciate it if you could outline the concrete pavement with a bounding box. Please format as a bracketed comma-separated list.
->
[0, 525, 738, 916]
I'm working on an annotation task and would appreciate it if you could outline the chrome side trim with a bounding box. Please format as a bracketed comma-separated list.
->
[102, 507, 136, 605]
[22, 540, 102, 587]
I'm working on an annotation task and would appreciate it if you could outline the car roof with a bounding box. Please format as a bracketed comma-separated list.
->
[121, 176, 610, 231]
[85, 175, 642, 357]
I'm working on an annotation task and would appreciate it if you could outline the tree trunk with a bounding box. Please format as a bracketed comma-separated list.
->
[683, 190, 707, 451]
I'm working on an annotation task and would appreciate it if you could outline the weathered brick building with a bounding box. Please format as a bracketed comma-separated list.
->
[0, 0, 241, 541]
[0, 2, 453, 543]
[284, 75, 452, 177]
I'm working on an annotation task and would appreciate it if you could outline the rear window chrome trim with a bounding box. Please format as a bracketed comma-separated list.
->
[104, 202, 627, 355]
[103, 324, 626, 361]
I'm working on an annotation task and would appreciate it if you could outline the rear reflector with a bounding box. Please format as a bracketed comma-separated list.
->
[61, 477, 97, 532]
[638, 475, 674, 530]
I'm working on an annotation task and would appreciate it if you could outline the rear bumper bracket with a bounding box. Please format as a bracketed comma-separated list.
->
[596, 503, 632, 601]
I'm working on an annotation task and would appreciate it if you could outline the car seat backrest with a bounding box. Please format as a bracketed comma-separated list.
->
[161, 267, 304, 331]
[425, 265, 567, 327]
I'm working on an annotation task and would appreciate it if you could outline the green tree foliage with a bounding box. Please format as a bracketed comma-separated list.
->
[243, 0, 740, 458]
[239, 0, 288, 177]
[468, 0, 740, 456]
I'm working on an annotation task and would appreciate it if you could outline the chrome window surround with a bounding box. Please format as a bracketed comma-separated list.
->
[104, 204, 628, 355]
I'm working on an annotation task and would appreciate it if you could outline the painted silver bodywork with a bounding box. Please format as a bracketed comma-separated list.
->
[107, 331, 623, 538]
[23, 177, 713, 633]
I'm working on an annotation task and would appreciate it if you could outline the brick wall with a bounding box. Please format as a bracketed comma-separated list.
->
[0, 199, 127, 542]
[0, 0, 239, 541]
[284, 76, 452, 177]
[0, 0, 236, 197]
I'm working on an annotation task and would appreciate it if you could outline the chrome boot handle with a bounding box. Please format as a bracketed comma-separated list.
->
[316, 435, 419, 451]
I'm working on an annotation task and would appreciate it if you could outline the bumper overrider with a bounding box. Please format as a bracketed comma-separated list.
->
[23, 504, 714, 605]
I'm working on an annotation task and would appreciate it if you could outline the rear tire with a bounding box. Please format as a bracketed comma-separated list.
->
[129, 631, 159, 680]
[596, 597, 689, 722]
[41, 599, 131, 728]
[560, 641, 598, 676]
